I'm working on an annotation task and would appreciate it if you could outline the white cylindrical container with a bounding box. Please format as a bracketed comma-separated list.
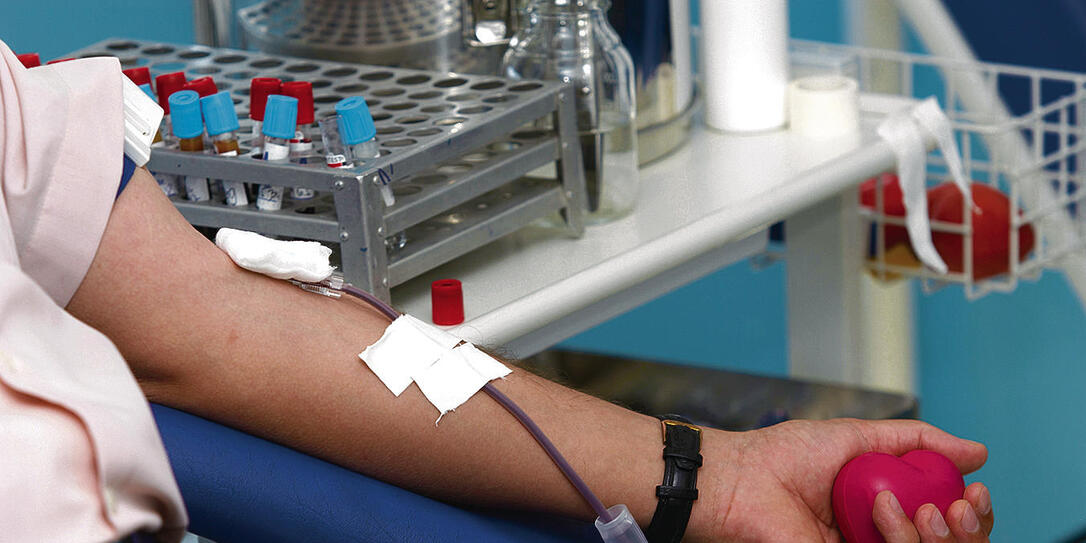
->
[787, 75, 860, 140]
[701, 0, 790, 133]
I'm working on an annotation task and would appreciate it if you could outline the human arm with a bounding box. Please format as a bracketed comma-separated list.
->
[67, 168, 993, 541]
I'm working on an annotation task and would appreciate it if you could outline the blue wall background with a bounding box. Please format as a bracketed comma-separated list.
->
[3, 1, 1083, 541]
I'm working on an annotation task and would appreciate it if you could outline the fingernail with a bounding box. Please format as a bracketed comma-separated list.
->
[962, 505, 980, 533]
[888, 493, 904, 515]
[977, 488, 992, 515]
[929, 510, 950, 537]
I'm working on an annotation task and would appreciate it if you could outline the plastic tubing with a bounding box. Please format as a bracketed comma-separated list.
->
[337, 283, 614, 523]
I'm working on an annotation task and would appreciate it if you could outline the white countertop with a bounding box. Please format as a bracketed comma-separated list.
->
[393, 113, 902, 356]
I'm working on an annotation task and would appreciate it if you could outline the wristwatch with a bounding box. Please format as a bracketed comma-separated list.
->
[645, 415, 703, 543]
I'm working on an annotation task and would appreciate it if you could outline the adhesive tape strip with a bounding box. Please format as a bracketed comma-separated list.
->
[787, 75, 860, 140]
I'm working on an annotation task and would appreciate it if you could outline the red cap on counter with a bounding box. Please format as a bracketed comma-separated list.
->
[16, 53, 41, 68]
[122, 66, 151, 87]
[155, 72, 187, 113]
[280, 81, 315, 125]
[431, 279, 465, 326]
[182, 76, 218, 97]
[47, 58, 75, 64]
[249, 77, 282, 122]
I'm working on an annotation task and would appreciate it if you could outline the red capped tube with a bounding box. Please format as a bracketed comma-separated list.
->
[155, 72, 188, 113]
[280, 81, 315, 125]
[123, 67, 152, 87]
[17, 53, 41, 68]
[431, 279, 465, 325]
[249, 77, 282, 122]
[183, 76, 218, 97]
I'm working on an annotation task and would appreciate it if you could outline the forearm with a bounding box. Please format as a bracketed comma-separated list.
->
[67, 169, 666, 523]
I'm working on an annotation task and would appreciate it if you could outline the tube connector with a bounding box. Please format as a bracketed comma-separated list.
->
[289, 271, 345, 298]
[594, 504, 648, 543]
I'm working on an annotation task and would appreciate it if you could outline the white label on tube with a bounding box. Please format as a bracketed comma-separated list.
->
[153, 172, 179, 197]
[262, 141, 290, 162]
[219, 150, 238, 157]
[325, 154, 351, 168]
[223, 180, 248, 207]
[257, 185, 284, 210]
[185, 176, 211, 202]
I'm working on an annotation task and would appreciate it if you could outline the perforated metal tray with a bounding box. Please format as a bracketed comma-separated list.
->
[67, 38, 586, 301]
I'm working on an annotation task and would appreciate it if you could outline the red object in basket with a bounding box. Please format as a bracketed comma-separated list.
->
[859, 173, 909, 250]
[929, 182, 1035, 280]
[431, 279, 464, 326]
[833, 451, 965, 543]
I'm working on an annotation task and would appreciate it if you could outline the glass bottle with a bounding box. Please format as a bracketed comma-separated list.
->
[502, 0, 639, 224]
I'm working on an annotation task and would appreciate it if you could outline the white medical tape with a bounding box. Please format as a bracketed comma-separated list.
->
[215, 228, 335, 283]
[358, 315, 511, 422]
[877, 110, 949, 273]
[911, 97, 972, 202]
[359, 314, 460, 396]
[414, 344, 512, 422]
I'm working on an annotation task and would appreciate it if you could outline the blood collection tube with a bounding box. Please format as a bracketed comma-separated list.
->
[257, 94, 298, 211]
[334, 97, 381, 165]
[169, 90, 211, 202]
[281, 81, 317, 201]
[122, 67, 151, 87]
[249, 77, 281, 153]
[150, 72, 188, 197]
[201, 91, 249, 207]
[155, 71, 187, 140]
[17, 53, 41, 68]
[183, 76, 218, 97]
[334, 97, 402, 249]
[318, 115, 355, 169]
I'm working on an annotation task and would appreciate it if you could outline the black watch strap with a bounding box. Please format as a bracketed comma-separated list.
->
[645, 416, 702, 543]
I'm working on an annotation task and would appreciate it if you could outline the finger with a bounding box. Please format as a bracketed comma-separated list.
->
[873, 491, 920, 543]
[850, 419, 988, 474]
[913, 503, 953, 543]
[945, 499, 988, 542]
[963, 483, 994, 535]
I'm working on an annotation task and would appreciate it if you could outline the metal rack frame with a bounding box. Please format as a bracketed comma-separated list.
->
[68, 38, 587, 301]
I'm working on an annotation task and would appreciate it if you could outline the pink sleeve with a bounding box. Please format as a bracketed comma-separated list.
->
[0, 42, 123, 306]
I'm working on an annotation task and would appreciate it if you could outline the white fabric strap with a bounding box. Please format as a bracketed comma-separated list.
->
[911, 97, 972, 200]
[876, 98, 973, 274]
[877, 109, 948, 273]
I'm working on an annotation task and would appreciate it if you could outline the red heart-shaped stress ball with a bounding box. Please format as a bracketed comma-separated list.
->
[833, 450, 965, 543]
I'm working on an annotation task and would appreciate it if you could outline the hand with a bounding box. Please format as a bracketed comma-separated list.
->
[682, 418, 991, 542]
[874, 484, 994, 542]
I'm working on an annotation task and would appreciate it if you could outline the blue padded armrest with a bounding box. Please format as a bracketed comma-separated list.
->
[151, 404, 600, 543]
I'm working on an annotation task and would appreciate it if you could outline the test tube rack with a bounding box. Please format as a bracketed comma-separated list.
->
[67, 39, 587, 302]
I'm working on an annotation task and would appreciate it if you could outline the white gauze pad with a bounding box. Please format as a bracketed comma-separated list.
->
[215, 228, 335, 282]
[359, 316, 511, 420]
[359, 315, 461, 396]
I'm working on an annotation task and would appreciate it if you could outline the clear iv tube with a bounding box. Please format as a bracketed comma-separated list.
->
[337, 284, 614, 523]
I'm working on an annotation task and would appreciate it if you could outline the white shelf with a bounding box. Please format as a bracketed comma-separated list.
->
[392, 115, 901, 357]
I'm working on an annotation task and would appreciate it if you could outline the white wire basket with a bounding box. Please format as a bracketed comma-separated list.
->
[794, 40, 1086, 300]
